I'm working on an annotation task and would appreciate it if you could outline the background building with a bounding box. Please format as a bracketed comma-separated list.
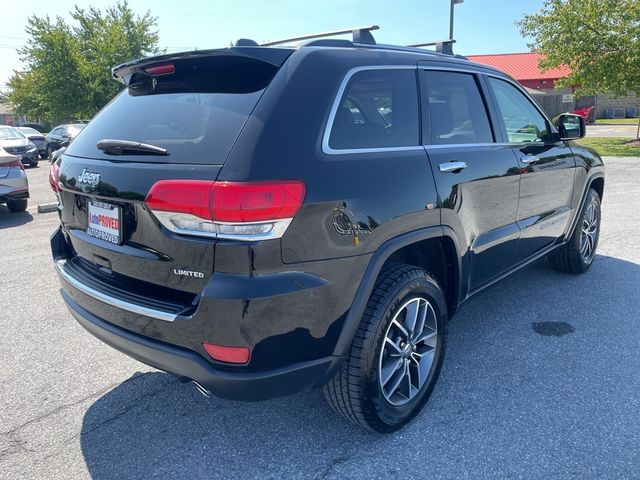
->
[468, 52, 639, 120]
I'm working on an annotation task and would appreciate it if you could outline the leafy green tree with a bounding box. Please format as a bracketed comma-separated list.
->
[519, 0, 640, 136]
[6, 1, 160, 125]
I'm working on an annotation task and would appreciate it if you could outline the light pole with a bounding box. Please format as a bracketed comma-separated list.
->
[449, 0, 464, 41]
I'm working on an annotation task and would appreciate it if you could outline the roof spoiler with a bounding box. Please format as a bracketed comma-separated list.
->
[112, 47, 293, 85]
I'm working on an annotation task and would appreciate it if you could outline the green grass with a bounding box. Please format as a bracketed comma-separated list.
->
[578, 137, 640, 156]
[594, 118, 640, 125]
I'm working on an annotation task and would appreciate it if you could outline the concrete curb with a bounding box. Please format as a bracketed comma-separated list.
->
[37, 203, 58, 213]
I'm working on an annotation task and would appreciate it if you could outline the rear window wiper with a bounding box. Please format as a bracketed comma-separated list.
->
[96, 139, 169, 156]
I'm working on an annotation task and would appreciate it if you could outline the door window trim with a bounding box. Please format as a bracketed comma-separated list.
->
[321, 65, 424, 155]
[321, 65, 560, 154]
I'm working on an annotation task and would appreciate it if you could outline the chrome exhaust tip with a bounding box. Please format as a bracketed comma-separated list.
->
[191, 380, 211, 398]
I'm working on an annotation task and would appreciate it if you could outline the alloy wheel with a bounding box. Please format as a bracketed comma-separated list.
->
[580, 199, 599, 263]
[378, 297, 438, 406]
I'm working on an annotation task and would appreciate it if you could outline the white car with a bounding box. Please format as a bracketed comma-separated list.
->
[0, 125, 39, 167]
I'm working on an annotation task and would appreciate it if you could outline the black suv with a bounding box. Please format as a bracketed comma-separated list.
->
[51, 29, 604, 433]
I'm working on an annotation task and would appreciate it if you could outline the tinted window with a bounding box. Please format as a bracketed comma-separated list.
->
[488, 78, 551, 143]
[66, 56, 279, 164]
[328, 69, 419, 150]
[423, 71, 493, 145]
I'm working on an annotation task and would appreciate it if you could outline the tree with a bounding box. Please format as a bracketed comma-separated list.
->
[6, 1, 160, 125]
[519, 0, 640, 137]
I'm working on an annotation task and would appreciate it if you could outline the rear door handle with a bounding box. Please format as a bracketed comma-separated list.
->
[520, 154, 539, 164]
[439, 161, 468, 173]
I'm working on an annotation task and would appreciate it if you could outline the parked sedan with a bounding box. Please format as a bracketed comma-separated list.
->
[17, 126, 47, 158]
[0, 146, 29, 213]
[0, 125, 40, 167]
[45, 123, 86, 158]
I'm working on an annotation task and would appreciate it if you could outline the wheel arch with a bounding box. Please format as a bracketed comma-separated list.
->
[567, 172, 605, 239]
[331, 226, 463, 359]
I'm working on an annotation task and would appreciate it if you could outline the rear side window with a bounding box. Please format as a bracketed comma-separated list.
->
[488, 77, 551, 143]
[66, 56, 279, 164]
[422, 70, 493, 145]
[328, 69, 419, 150]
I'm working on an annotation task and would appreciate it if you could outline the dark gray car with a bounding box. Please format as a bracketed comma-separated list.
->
[45, 124, 87, 158]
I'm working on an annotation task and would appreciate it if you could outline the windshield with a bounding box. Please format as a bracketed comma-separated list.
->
[17, 127, 41, 136]
[0, 127, 25, 140]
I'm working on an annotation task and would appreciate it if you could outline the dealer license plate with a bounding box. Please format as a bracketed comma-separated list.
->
[87, 200, 122, 245]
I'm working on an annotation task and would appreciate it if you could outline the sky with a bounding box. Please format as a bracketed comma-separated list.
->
[0, 0, 545, 90]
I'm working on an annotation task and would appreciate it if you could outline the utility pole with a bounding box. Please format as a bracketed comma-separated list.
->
[449, 0, 464, 41]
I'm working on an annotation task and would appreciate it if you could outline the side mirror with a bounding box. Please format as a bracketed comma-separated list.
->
[60, 140, 70, 148]
[554, 113, 586, 140]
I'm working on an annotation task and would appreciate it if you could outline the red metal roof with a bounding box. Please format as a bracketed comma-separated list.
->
[466, 53, 571, 81]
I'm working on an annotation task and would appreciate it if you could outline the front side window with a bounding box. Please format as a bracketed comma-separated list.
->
[328, 69, 419, 150]
[488, 77, 551, 143]
[422, 70, 494, 145]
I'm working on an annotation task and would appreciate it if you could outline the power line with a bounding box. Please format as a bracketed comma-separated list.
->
[0, 35, 27, 41]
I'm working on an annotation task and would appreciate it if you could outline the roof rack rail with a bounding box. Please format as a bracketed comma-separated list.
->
[261, 25, 379, 47]
[407, 39, 456, 55]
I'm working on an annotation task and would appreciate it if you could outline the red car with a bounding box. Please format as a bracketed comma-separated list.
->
[574, 106, 594, 124]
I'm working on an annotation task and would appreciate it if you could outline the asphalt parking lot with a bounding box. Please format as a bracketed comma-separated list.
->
[1, 158, 639, 479]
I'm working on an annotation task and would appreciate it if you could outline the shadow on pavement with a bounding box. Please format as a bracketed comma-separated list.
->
[0, 207, 33, 228]
[80, 255, 640, 479]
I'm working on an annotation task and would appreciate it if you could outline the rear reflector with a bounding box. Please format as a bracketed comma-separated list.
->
[145, 180, 306, 241]
[202, 343, 251, 364]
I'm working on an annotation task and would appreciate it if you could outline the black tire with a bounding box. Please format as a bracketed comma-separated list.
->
[548, 188, 601, 274]
[6, 199, 28, 213]
[47, 146, 54, 160]
[323, 263, 447, 433]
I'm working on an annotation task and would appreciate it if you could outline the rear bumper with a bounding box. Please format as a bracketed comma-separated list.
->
[61, 288, 342, 401]
[0, 189, 29, 203]
[21, 152, 39, 164]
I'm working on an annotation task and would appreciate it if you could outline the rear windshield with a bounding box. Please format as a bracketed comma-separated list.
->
[17, 127, 41, 136]
[0, 127, 25, 141]
[66, 56, 277, 164]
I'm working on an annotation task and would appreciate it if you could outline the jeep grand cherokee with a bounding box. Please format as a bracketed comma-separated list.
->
[51, 29, 604, 432]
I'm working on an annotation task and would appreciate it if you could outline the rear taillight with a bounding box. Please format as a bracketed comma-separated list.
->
[7, 160, 24, 171]
[145, 180, 306, 241]
[49, 162, 61, 193]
